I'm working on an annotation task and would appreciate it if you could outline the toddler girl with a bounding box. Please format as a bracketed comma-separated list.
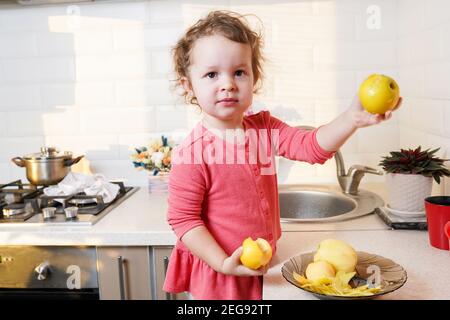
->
[163, 10, 401, 300]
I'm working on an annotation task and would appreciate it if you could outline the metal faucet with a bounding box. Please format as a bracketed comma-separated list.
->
[296, 126, 383, 195]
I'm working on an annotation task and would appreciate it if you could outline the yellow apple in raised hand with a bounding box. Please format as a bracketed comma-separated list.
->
[358, 74, 400, 114]
[240, 237, 272, 270]
[305, 260, 336, 281]
[313, 239, 358, 273]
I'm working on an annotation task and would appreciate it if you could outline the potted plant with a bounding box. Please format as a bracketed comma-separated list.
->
[131, 135, 174, 192]
[379, 146, 450, 212]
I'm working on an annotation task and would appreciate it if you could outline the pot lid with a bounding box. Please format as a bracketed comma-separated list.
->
[23, 147, 73, 160]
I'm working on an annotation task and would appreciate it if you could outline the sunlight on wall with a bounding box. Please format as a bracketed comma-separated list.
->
[44, 15, 148, 177]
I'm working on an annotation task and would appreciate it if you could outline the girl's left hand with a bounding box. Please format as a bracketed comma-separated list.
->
[348, 95, 402, 128]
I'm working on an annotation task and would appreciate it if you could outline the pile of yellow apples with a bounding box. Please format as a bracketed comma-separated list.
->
[305, 239, 357, 280]
[293, 239, 381, 297]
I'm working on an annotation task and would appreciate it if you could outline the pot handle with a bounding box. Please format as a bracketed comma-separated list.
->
[64, 155, 84, 167]
[11, 157, 25, 167]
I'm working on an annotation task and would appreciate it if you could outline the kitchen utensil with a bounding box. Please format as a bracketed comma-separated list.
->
[42, 207, 56, 220]
[424, 196, 450, 250]
[11, 147, 84, 186]
[282, 251, 407, 300]
[64, 206, 78, 220]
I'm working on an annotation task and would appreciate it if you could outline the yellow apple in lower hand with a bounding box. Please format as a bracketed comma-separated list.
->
[240, 237, 272, 270]
[358, 74, 400, 114]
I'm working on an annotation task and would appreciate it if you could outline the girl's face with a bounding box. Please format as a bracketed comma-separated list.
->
[182, 34, 254, 129]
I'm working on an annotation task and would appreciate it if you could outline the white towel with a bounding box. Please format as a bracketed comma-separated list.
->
[43, 172, 120, 203]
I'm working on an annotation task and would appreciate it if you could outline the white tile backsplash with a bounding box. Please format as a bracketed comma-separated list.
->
[80, 106, 155, 134]
[424, 62, 450, 99]
[0, 113, 6, 137]
[313, 41, 396, 70]
[444, 101, 450, 137]
[0, 85, 42, 109]
[6, 111, 45, 137]
[424, 0, 450, 29]
[41, 107, 80, 135]
[0, 33, 37, 58]
[0, 163, 10, 182]
[143, 25, 184, 48]
[0, 0, 448, 186]
[115, 79, 176, 106]
[74, 53, 148, 81]
[409, 99, 444, 136]
[398, 0, 425, 37]
[2, 57, 75, 83]
[0, 136, 45, 161]
[45, 134, 119, 160]
[357, 124, 399, 153]
[74, 82, 115, 108]
[35, 32, 76, 56]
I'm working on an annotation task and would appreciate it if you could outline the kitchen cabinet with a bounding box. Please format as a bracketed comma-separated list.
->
[97, 246, 152, 300]
[97, 246, 188, 300]
[150, 246, 189, 300]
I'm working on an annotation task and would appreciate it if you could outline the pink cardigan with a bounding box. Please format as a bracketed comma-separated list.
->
[162, 111, 335, 299]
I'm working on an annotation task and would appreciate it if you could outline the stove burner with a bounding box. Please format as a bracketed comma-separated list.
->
[0, 180, 136, 225]
[1, 180, 43, 209]
[2, 203, 34, 217]
[68, 198, 97, 206]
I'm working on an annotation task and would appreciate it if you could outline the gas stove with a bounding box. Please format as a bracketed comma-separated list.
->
[0, 180, 139, 226]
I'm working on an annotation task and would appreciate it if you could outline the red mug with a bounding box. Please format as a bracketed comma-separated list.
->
[424, 196, 450, 250]
[445, 222, 450, 250]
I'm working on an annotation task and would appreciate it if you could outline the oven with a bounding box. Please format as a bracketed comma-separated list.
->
[0, 246, 99, 300]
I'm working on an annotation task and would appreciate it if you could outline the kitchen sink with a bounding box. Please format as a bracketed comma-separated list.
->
[279, 184, 384, 223]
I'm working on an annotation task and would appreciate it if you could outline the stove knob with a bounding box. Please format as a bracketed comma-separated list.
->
[34, 261, 50, 281]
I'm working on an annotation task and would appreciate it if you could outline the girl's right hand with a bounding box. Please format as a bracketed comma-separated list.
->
[220, 246, 268, 277]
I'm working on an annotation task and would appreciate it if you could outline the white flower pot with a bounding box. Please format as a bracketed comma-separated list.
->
[386, 173, 433, 212]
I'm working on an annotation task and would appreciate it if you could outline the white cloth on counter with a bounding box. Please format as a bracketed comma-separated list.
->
[43, 172, 120, 203]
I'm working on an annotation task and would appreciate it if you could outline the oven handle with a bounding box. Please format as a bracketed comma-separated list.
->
[117, 256, 126, 300]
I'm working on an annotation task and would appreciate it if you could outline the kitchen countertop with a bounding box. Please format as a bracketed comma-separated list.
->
[0, 183, 391, 246]
[0, 188, 177, 246]
[263, 230, 450, 300]
[1, 182, 448, 299]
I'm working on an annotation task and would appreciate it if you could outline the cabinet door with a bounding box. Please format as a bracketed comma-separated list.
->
[151, 246, 189, 300]
[97, 247, 152, 300]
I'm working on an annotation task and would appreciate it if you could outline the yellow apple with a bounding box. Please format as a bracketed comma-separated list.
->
[305, 260, 336, 281]
[240, 237, 272, 270]
[313, 239, 358, 273]
[358, 74, 400, 114]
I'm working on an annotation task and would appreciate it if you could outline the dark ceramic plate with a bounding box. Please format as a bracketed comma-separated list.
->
[282, 251, 407, 300]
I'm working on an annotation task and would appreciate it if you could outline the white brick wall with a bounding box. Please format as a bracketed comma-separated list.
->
[398, 0, 450, 194]
[0, 0, 447, 188]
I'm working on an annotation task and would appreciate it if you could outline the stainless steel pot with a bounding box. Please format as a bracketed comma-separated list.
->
[11, 147, 84, 186]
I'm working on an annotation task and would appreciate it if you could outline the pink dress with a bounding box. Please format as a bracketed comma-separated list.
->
[162, 110, 335, 300]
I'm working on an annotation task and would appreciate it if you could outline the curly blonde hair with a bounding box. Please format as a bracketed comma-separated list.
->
[172, 10, 265, 106]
